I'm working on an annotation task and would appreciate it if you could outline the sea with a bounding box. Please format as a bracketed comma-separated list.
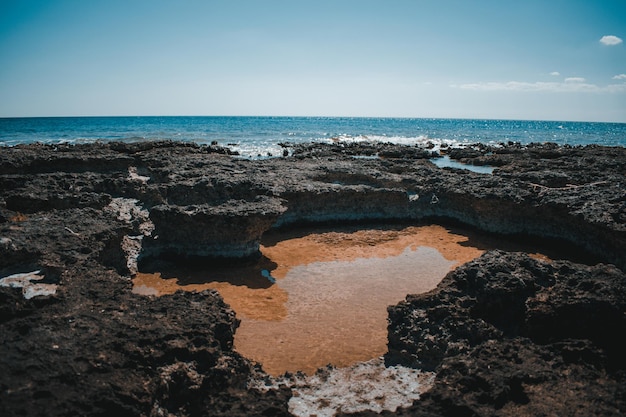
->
[1, 116, 625, 158]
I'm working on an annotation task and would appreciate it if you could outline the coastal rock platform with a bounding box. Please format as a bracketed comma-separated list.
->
[1, 140, 625, 416]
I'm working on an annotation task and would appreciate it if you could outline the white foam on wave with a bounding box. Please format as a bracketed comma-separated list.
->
[1, 131, 475, 160]
[323, 134, 469, 153]
[229, 142, 286, 158]
[229, 134, 474, 158]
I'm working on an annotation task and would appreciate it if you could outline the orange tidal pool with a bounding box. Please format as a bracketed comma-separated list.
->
[133, 224, 547, 375]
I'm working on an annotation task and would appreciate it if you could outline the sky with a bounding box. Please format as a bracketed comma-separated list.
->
[1, 0, 625, 122]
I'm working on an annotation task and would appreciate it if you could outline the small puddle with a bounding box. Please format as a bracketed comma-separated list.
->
[432, 155, 494, 174]
[133, 224, 546, 375]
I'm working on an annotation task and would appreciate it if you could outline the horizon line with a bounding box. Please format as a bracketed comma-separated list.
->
[1, 114, 625, 125]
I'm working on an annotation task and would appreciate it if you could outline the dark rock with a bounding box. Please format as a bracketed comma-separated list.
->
[141, 197, 287, 262]
[0, 266, 290, 416]
[384, 251, 626, 416]
[0, 140, 625, 416]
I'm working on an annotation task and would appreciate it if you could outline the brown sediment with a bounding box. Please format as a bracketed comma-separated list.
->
[133, 268, 290, 321]
[133, 224, 496, 375]
[235, 245, 455, 375]
[261, 224, 485, 279]
[133, 224, 483, 314]
[132, 224, 560, 376]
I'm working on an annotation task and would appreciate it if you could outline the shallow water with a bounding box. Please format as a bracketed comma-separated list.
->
[236, 246, 454, 375]
[133, 224, 490, 375]
[432, 155, 495, 174]
[133, 224, 575, 375]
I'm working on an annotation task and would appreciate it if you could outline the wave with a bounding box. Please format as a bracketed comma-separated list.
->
[320, 134, 476, 153]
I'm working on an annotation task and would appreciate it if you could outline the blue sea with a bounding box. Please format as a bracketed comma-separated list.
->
[1, 116, 624, 158]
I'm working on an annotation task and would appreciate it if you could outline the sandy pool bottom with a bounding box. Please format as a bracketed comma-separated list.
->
[133, 224, 535, 376]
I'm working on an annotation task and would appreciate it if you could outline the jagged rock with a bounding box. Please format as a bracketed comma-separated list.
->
[141, 197, 287, 262]
[0, 141, 625, 416]
[383, 251, 626, 416]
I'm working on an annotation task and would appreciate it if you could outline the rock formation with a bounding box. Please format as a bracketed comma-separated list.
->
[1, 140, 624, 415]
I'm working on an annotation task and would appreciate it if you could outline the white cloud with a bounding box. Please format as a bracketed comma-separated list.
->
[600, 35, 623, 46]
[603, 83, 626, 93]
[613, 74, 626, 80]
[550, 71, 560, 76]
[455, 80, 626, 93]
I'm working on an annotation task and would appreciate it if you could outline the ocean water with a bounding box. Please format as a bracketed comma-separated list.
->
[1, 116, 625, 158]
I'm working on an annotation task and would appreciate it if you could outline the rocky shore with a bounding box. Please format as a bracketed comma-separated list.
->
[1, 140, 625, 416]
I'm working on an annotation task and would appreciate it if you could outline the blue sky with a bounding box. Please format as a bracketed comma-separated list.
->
[1, 0, 625, 121]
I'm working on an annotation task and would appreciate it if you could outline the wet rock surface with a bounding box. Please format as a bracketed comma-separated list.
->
[1, 140, 625, 416]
